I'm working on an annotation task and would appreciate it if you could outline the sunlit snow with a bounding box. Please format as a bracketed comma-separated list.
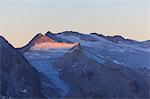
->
[30, 42, 78, 51]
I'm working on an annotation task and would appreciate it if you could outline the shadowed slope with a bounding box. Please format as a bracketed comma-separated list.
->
[55, 44, 149, 98]
[0, 36, 44, 98]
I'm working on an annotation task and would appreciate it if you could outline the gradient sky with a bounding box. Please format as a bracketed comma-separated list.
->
[0, 0, 149, 47]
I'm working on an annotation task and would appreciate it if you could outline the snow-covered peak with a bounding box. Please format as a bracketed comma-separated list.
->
[19, 33, 57, 53]
[33, 33, 55, 44]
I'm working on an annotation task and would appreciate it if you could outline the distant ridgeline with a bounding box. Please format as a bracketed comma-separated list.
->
[0, 31, 149, 98]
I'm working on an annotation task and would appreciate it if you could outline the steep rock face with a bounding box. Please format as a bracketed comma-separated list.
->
[55, 45, 149, 98]
[0, 36, 44, 98]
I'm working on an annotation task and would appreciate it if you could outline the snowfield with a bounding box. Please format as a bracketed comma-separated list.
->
[30, 42, 78, 51]
[12, 32, 149, 98]
[24, 51, 70, 97]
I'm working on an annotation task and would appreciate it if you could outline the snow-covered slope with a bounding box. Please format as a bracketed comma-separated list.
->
[54, 32, 150, 69]
[24, 54, 69, 97]
[55, 31, 98, 46]
[24, 48, 73, 97]
[30, 42, 79, 51]
[18, 31, 150, 98]
[23, 34, 80, 97]
[45, 31, 72, 43]
[19, 33, 78, 53]
[54, 43, 149, 98]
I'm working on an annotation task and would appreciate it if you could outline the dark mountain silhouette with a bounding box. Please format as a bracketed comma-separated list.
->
[0, 36, 44, 98]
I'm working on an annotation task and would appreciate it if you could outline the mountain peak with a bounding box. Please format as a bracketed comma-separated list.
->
[33, 33, 55, 44]
[106, 35, 126, 43]
[0, 36, 13, 49]
[0, 36, 6, 43]
[46, 31, 52, 34]
[62, 31, 79, 33]
[18, 34, 56, 53]
[27, 33, 57, 45]
[0, 36, 8, 43]
[45, 31, 55, 36]
[37, 33, 43, 36]
[33, 33, 43, 39]
[60, 31, 80, 36]
[0, 36, 44, 97]
[111, 35, 125, 40]
[90, 33, 106, 38]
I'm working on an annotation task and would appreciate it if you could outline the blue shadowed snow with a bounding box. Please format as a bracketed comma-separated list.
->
[25, 55, 70, 97]
[83, 50, 105, 64]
